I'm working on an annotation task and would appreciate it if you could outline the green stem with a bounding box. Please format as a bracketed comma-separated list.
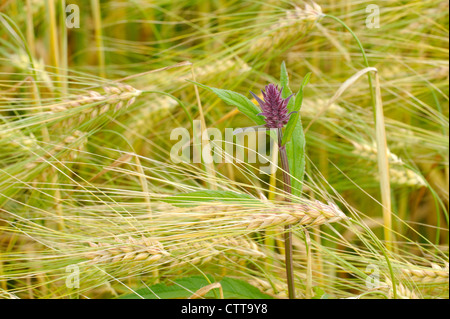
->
[324, 14, 394, 252]
[277, 128, 295, 299]
[323, 14, 375, 117]
[350, 218, 397, 299]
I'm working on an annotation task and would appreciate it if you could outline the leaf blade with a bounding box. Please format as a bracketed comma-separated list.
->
[281, 72, 311, 146]
[119, 276, 273, 299]
[280, 61, 293, 98]
[283, 72, 311, 198]
[280, 61, 294, 111]
[161, 190, 260, 207]
[188, 80, 264, 125]
[286, 119, 306, 198]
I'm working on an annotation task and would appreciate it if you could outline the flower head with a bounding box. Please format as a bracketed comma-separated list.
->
[251, 84, 294, 128]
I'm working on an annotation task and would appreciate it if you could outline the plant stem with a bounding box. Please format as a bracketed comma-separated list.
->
[277, 128, 295, 299]
[324, 14, 393, 251]
[47, 0, 61, 90]
[25, 0, 35, 56]
[60, 0, 68, 96]
[191, 65, 217, 190]
[91, 0, 105, 78]
[323, 14, 375, 114]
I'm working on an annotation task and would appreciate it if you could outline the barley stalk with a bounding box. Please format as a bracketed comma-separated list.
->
[162, 200, 346, 231]
[384, 277, 420, 299]
[124, 93, 179, 140]
[248, 277, 302, 299]
[0, 124, 37, 151]
[389, 127, 423, 150]
[387, 167, 426, 187]
[51, 84, 141, 126]
[243, 201, 346, 230]
[24, 130, 87, 170]
[85, 236, 169, 264]
[169, 236, 265, 267]
[352, 140, 404, 165]
[350, 140, 426, 187]
[9, 51, 53, 90]
[169, 241, 220, 267]
[176, 58, 251, 84]
[212, 237, 265, 259]
[0, 289, 19, 299]
[300, 98, 346, 118]
[430, 66, 449, 80]
[401, 263, 449, 284]
[248, 2, 322, 54]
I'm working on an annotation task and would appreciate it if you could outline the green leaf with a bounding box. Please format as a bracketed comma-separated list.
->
[119, 276, 273, 299]
[296, 72, 311, 112]
[189, 80, 278, 143]
[188, 80, 264, 125]
[281, 72, 311, 146]
[281, 72, 310, 198]
[219, 277, 273, 299]
[280, 61, 294, 110]
[312, 286, 332, 299]
[286, 119, 306, 198]
[280, 61, 293, 98]
[161, 190, 260, 207]
[120, 275, 215, 299]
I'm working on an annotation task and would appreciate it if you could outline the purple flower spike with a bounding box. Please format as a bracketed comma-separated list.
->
[250, 84, 294, 129]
